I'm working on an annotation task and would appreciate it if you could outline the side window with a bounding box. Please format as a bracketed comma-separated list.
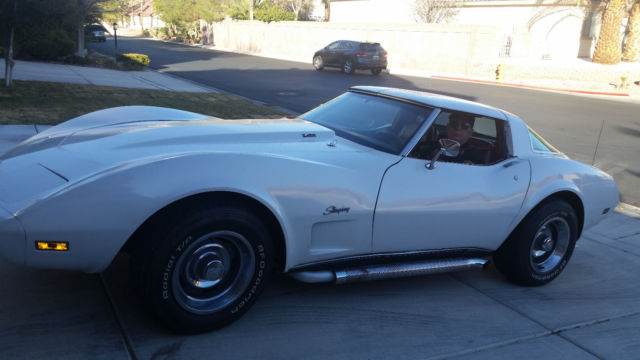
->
[529, 128, 559, 153]
[408, 111, 508, 166]
[327, 42, 340, 50]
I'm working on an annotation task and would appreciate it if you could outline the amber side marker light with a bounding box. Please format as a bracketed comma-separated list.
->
[36, 241, 69, 251]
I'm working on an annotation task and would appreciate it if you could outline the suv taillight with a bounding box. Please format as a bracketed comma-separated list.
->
[356, 51, 367, 56]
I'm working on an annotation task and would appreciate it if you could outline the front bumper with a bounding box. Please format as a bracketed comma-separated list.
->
[0, 203, 25, 266]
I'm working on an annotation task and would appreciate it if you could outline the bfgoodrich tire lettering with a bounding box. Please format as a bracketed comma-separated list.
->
[494, 200, 578, 286]
[139, 205, 272, 333]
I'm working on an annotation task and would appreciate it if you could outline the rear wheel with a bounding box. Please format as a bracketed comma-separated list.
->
[313, 55, 324, 70]
[133, 205, 272, 333]
[494, 200, 578, 286]
[343, 59, 354, 74]
[371, 68, 382, 75]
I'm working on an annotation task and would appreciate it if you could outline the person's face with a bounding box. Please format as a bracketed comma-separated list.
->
[446, 117, 473, 145]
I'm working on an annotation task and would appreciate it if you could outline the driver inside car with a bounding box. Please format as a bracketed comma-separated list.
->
[410, 112, 489, 165]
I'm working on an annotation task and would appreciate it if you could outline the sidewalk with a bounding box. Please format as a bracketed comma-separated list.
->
[0, 59, 217, 92]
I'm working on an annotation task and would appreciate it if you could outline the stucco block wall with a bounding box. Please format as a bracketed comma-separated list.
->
[202, 20, 503, 76]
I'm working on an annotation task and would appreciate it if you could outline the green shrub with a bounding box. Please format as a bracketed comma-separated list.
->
[150, 27, 170, 40]
[142, 29, 151, 37]
[231, 10, 249, 20]
[63, 55, 91, 65]
[116, 53, 150, 67]
[21, 29, 75, 60]
[254, 4, 296, 22]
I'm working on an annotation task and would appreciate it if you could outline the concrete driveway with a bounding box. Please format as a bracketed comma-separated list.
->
[1, 210, 639, 359]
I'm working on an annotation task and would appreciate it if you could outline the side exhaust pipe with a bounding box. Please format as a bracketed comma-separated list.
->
[289, 258, 488, 284]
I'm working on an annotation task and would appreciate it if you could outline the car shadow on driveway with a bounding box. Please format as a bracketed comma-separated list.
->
[98, 229, 640, 360]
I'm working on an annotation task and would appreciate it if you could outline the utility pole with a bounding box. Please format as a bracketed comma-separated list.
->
[4, 0, 17, 87]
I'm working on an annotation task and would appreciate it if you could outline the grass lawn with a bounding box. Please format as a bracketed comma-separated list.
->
[0, 80, 289, 125]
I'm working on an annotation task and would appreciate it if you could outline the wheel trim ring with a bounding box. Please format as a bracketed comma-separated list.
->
[529, 216, 570, 274]
[314, 56, 322, 68]
[172, 230, 255, 315]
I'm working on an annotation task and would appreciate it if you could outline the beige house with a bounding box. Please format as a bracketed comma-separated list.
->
[123, 0, 165, 32]
[330, 0, 601, 59]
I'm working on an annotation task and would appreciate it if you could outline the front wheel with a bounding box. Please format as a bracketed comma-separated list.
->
[135, 205, 273, 333]
[493, 200, 578, 286]
[343, 59, 354, 74]
[313, 55, 324, 70]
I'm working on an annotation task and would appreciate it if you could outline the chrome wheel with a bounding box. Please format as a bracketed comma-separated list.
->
[493, 200, 578, 286]
[313, 56, 323, 70]
[529, 217, 570, 274]
[343, 59, 353, 74]
[173, 230, 255, 315]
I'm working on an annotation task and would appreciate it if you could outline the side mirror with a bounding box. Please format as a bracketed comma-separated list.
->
[426, 138, 460, 170]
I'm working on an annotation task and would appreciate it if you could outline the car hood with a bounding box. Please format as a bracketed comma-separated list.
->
[0, 106, 365, 213]
[1, 106, 337, 162]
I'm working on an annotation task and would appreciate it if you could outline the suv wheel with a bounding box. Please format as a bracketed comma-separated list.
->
[313, 56, 324, 70]
[343, 59, 354, 74]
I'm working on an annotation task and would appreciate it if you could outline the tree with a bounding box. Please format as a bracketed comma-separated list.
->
[413, 0, 462, 24]
[593, 0, 626, 64]
[75, 0, 110, 57]
[622, 0, 640, 62]
[99, 0, 128, 25]
[322, 0, 329, 21]
[2, 0, 78, 84]
[275, 0, 313, 20]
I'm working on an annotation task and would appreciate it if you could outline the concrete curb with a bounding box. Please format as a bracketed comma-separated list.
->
[430, 75, 631, 97]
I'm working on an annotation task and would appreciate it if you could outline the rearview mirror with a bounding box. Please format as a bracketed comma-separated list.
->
[426, 138, 460, 170]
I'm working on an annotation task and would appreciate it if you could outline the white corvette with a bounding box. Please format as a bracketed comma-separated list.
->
[0, 86, 619, 332]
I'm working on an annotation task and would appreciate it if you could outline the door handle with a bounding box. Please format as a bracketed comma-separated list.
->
[502, 158, 520, 168]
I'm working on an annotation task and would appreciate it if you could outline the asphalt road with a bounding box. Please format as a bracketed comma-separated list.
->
[91, 37, 640, 206]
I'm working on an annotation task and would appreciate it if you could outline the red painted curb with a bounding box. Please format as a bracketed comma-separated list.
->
[431, 75, 631, 97]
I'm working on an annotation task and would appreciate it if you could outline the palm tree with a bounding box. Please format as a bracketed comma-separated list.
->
[322, 0, 329, 21]
[593, 0, 626, 64]
[622, 0, 640, 62]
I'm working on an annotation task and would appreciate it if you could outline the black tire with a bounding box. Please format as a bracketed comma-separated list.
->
[313, 55, 324, 70]
[134, 205, 272, 333]
[343, 58, 354, 74]
[493, 200, 578, 286]
[371, 68, 382, 75]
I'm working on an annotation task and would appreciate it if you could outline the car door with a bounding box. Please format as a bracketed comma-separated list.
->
[323, 41, 341, 66]
[372, 113, 531, 252]
[336, 41, 352, 65]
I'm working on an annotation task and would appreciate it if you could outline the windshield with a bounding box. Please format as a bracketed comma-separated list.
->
[300, 92, 434, 154]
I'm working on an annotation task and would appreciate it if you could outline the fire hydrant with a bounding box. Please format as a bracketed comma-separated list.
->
[495, 64, 505, 81]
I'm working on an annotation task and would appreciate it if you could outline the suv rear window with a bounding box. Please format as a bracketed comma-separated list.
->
[359, 43, 384, 52]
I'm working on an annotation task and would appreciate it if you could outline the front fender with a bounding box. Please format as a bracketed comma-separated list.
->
[16, 150, 389, 273]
